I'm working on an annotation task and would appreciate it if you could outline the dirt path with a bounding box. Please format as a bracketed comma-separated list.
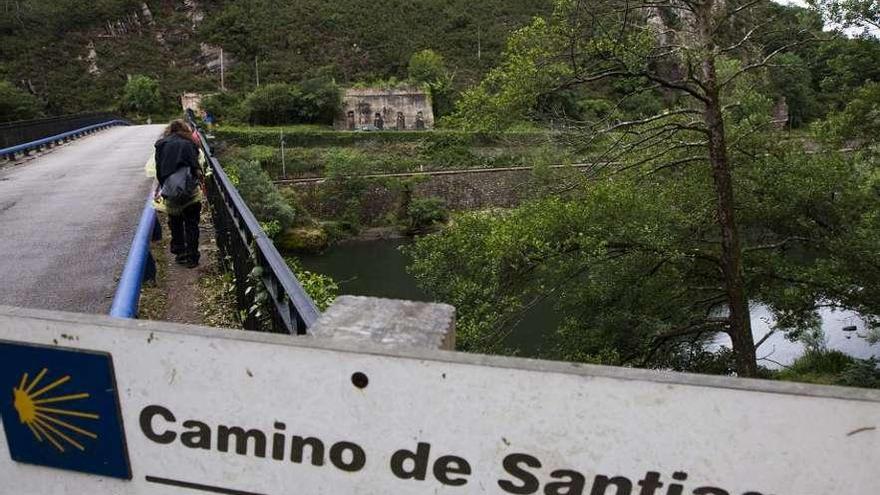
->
[140, 208, 238, 328]
[162, 216, 217, 324]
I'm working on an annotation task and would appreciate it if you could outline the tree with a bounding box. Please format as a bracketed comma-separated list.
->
[416, 0, 834, 376]
[0, 81, 42, 122]
[408, 49, 457, 118]
[298, 76, 343, 124]
[242, 84, 301, 125]
[408, 50, 447, 84]
[120, 75, 162, 116]
[408, 118, 880, 370]
[241, 81, 342, 125]
[810, 0, 880, 31]
[447, 17, 571, 130]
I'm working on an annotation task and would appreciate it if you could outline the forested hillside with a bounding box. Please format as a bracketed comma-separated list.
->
[201, 0, 552, 86]
[0, 0, 550, 119]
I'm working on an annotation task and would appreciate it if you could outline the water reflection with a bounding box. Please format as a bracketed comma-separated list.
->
[710, 305, 878, 369]
[299, 238, 879, 367]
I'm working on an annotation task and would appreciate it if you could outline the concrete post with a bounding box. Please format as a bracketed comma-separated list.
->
[309, 295, 455, 350]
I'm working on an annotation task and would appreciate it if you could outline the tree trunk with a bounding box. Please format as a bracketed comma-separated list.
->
[701, 57, 758, 377]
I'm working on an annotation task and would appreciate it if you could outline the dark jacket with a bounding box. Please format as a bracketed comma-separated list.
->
[154, 134, 199, 185]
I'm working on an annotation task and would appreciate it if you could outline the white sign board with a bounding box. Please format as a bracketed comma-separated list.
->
[0, 306, 878, 495]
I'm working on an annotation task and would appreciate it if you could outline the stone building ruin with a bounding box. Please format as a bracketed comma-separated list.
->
[335, 87, 434, 131]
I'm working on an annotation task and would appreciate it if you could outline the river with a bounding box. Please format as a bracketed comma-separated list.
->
[299, 238, 878, 369]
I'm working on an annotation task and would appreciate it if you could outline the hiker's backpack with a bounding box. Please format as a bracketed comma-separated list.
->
[160, 166, 198, 205]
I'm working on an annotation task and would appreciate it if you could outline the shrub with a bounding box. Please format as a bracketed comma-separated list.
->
[0, 81, 42, 122]
[320, 152, 370, 227]
[245, 145, 280, 169]
[408, 49, 456, 118]
[837, 358, 880, 389]
[408, 50, 446, 84]
[298, 76, 343, 124]
[213, 125, 556, 148]
[201, 92, 244, 123]
[404, 197, 449, 233]
[285, 257, 338, 311]
[241, 79, 342, 126]
[120, 75, 162, 115]
[780, 351, 880, 390]
[226, 159, 297, 230]
[243, 84, 302, 125]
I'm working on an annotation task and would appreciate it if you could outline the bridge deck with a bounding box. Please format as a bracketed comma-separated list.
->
[0, 124, 163, 313]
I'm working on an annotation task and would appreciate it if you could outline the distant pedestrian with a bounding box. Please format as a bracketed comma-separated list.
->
[203, 110, 215, 130]
[153, 119, 204, 268]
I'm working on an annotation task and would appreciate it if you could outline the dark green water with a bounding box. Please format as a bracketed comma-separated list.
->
[298, 238, 880, 367]
[298, 238, 561, 355]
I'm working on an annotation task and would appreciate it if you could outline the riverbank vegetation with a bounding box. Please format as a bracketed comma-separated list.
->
[403, 0, 880, 382]
[218, 130, 573, 180]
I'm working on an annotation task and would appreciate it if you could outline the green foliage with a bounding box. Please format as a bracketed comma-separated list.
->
[201, 0, 552, 89]
[777, 350, 856, 385]
[242, 84, 302, 125]
[815, 81, 880, 145]
[767, 53, 819, 127]
[260, 219, 283, 239]
[223, 135, 573, 180]
[447, 17, 573, 131]
[408, 50, 447, 85]
[201, 92, 245, 123]
[776, 350, 880, 388]
[0, 1, 201, 114]
[403, 198, 449, 233]
[225, 159, 297, 230]
[314, 150, 373, 227]
[298, 77, 343, 124]
[836, 358, 880, 388]
[407, 49, 456, 117]
[0, 81, 42, 122]
[405, 128, 880, 364]
[120, 75, 162, 115]
[214, 125, 554, 147]
[241, 80, 341, 125]
[284, 257, 338, 311]
[810, 0, 880, 31]
[814, 37, 880, 112]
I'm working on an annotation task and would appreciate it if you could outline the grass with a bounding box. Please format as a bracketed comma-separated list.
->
[196, 251, 243, 329]
[775, 350, 880, 388]
[137, 233, 170, 321]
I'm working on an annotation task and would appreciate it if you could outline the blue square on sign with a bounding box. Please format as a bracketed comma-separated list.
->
[0, 341, 131, 479]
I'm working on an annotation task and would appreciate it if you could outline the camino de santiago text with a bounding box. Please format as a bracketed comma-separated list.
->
[140, 405, 772, 495]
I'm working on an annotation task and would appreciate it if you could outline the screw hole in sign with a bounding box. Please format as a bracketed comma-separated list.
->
[351, 372, 369, 389]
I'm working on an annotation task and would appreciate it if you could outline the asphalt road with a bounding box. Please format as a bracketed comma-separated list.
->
[0, 124, 164, 314]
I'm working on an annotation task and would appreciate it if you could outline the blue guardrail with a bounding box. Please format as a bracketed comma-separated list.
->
[0, 119, 128, 160]
[109, 195, 158, 319]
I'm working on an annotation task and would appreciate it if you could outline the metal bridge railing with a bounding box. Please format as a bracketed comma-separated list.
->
[186, 114, 320, 334]
[109, 195, 158, 319]
[0, 112, 122, 150]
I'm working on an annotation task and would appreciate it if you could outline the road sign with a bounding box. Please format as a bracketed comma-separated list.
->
[0, 306, 878, 495]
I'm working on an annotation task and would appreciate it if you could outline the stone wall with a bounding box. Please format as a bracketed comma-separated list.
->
[334, 87, 435, 131]
[285, 166, 585, 225]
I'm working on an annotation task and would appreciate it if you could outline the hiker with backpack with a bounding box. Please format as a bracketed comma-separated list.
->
[152, 119, 204, 268]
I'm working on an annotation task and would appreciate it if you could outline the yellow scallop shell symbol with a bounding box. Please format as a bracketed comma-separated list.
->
[12, 368, 99, 453]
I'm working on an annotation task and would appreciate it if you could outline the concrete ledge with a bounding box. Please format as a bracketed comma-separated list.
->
[309, 295, 455, 350]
